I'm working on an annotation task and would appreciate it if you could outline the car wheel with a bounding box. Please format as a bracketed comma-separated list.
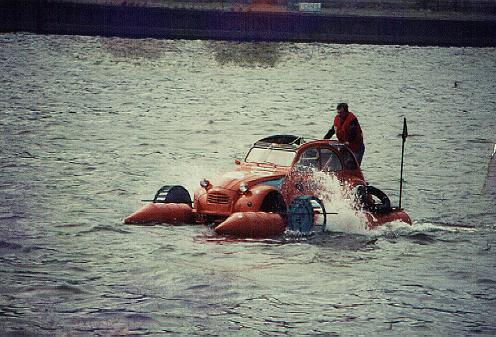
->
[260, 191, 286, 213]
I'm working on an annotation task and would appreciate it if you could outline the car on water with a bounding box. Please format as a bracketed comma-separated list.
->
[124, 135, 411, 237]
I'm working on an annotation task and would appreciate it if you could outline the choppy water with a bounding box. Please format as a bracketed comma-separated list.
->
[1, 33, 495, 336]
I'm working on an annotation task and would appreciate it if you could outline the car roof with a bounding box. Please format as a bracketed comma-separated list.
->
[298, 139, 348, 150]
[249, 135, 360, 171]
[253, 135, 346, 151]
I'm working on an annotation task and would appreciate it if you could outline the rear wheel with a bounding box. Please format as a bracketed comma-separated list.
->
[355, 185, 391, 213]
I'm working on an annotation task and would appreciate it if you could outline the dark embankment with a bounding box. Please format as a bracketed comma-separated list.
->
[0, 0, 495, 46]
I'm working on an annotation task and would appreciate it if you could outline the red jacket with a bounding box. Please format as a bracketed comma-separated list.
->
[333, 111, 363, 153]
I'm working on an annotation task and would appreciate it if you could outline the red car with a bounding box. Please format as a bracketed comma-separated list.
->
[125, 135, 411, 237]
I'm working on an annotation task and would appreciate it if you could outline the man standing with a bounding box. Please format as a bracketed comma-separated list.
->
[324, 103, 365, 165]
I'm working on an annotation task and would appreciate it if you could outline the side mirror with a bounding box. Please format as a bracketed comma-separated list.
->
[234, 159, 241, 165]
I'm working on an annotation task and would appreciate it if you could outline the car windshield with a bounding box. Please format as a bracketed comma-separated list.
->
[245, 147, 296, 166]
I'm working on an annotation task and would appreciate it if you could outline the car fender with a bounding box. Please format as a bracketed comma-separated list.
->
[233, 185, 280, 212]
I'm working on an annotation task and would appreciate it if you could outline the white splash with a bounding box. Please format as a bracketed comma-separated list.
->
[363, 220, 475, 238]
[163, 163, 225, 197]
[307, 171, 370, 235]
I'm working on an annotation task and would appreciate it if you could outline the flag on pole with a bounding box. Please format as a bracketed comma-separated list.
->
[402, 117, 408, 141]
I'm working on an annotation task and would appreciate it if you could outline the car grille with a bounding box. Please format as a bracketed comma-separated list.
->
[207, 191, 230, 204]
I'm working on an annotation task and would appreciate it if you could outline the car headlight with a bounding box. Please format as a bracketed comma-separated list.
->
[200, 178, 210, 188]
[239, 183, 249, 194]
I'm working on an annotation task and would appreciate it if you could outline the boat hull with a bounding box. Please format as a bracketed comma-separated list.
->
[123, 203, 412, 235]
[123, 203, 193, 225]
[214, 212, 286, 238]
[365, 209, 412, 229]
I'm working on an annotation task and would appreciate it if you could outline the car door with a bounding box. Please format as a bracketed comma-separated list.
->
[283, 145, 344, 202]
[282, 144, 365, 203]
[281, 146, 319, 203]
[334, 145, 365, 184]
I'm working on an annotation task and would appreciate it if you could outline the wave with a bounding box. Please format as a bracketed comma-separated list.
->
[76, 224, 132, 235]
[0, 240, 23, 251]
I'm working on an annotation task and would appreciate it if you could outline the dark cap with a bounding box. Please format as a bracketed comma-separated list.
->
[336, 103, 348, 111]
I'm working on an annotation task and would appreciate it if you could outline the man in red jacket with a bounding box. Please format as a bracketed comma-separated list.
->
[324, 103, 365, 165]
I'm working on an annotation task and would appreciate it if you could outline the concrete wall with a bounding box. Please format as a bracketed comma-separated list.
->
[0, 0, 495, 46]
[147, 0, 496, 13]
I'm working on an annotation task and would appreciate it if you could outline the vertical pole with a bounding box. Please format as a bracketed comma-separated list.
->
[399, 117, 408, 209]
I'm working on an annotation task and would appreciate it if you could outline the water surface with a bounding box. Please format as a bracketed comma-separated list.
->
[0, 34, 495, 336]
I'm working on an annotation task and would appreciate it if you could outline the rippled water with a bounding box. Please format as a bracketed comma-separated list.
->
[1, 33, 495, 336]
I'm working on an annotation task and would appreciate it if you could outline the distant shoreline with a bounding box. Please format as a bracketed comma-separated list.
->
[1, 0, 495, 46]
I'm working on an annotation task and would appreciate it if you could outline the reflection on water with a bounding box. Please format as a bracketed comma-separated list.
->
[99, 38, 284, 67]
[209, 41, 282, 67]
[100, 37, 174, 60]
